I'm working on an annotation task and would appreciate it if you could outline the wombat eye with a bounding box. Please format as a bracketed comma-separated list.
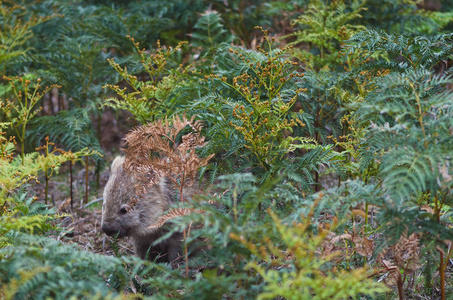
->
[119, 207, 128, 214]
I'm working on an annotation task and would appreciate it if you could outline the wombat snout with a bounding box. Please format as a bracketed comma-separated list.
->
[101, 224, 121, 237]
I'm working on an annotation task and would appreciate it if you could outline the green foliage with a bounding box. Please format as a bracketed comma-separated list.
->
[0, 191, 57, 243]
[0, 132, 93, 237]
[359, 68, 453, 224]
[212, 41, 308, 171]
[0, 148, 54, 237]
[0, 1, 57, 76]
[190, 31, 336, 185]
[0, 76, 58, 164]
[133, 174, 272, 298]
[358, 0, 443, 34]
[279, 0, 372, 185]
[288, 0, 367, 70]
[0, 234, 143, 300]
[238, 209, 387, 299]
[125, 0, 208, 45]
[294, 70, 346, 142]
[0, 79, 98, 236]
[0, 75, 101, 213]
[340, 30, 453, 296]
[347, 30, 453, 71]
[1, 1, 452, 299]
[105, 38, 188, 124]
[191, 11, 233, 50]
[135, 173, 388, 299]
[28, 107, 104, 173]
[36, 34, 113, 109]
[208, 0, 280, 47]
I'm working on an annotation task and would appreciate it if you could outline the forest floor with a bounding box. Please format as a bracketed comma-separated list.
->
[40, 158, 135, 259]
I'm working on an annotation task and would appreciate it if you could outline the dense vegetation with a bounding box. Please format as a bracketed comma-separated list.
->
[1, 0, 453, 299]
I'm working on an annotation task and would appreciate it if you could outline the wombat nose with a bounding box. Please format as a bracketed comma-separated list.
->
[102, 225, 118, 236]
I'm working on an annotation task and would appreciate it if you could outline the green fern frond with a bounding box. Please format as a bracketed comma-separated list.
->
[0, 235, 144, 299]
[347, 31, 453, 70]
[192, 11, 233, 49]
[28, 108, 104, 170]
[287, 0, 367, 70]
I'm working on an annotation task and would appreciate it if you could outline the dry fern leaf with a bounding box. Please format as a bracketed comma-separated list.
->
[147, 208, 204, 230]
[328, 232, 374, 257]
[123, 114, 213, 194]
[377, 233, 420, 285]
[57, 198, 72, 213]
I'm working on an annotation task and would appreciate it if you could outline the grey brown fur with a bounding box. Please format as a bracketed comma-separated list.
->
[101, 156, 182, 262]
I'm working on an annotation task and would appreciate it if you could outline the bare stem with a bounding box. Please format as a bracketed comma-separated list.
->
[396, 268, 404, 300]
[45, 169, 49, 205]
[439, 248, 445, 300]
[85, 156, 89, 204]
[70, 160, 73, 208]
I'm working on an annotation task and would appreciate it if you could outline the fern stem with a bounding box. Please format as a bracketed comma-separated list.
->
[411, 82, 428, 149]
[69, 160, 73, 208]
[396, 270, 404, 300]
[85, 156, 89, 204]
[365, 202, 368, 227]
[438, 248, 445, 300]
[96, 113, 101, 190]
[439, 190, 448, 210]
[314, 102, 320, 192]
[20, 107, 27, 164]
[233, 186, 238, 224]
[20, 81, 28, 164]
[434, 193, 440, 222]
[20, 132, 25, 165]
[45, 168, 49, 205]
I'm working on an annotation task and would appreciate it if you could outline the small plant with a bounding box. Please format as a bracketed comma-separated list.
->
[105, 37, 188, 124]
[288, 0, 367, 71]
[191, 10, 233, 50]
[0, 130, 93, 237]
[29, 107, 104, 204]
[0, 76, 58, 164]
[0, 135, 52, 238]
[218, 39, 308, 171]
[196, 29, 335, 185]
[35, 136, 90, 205]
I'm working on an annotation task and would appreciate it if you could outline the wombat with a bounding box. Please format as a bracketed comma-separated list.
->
[101, 156, 183, 263]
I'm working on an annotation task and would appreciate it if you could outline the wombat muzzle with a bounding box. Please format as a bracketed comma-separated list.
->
[102, 225, 123, 237]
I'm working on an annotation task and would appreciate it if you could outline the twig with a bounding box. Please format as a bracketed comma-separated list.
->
[83, 197, 103, 208]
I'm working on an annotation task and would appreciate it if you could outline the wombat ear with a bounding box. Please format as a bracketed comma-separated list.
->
[111, 156, 125, 172]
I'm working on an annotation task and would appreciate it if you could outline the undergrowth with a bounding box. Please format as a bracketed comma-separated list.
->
[1, 0, 453, 299]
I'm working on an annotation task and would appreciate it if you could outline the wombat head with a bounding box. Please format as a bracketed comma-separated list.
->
[101, 156, 171, 239]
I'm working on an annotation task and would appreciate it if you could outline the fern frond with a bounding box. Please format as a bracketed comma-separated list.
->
[192, 11, 233, 49]
[346, 31, 453, 70]
[28, 108, 104, 169]
[0, 235, 144, 299]
[148, 208, 203, 230]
